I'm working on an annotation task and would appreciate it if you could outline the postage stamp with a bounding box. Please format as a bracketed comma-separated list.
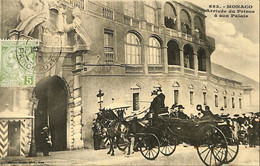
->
[0, 40, 39, 87]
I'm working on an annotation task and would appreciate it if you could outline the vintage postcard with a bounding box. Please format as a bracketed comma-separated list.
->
[0, 0, 259, 165]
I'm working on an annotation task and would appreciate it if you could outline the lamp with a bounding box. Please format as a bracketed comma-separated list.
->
[96, 89, 104, 110]
[28, 96, 38, 157]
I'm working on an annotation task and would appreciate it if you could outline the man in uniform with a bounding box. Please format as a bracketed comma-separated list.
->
[40, 126, 51, 156]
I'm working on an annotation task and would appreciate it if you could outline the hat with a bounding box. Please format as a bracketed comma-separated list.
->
[178, 105, 185, 109]
[171, 104, 178, 109]
[196, 104, 202, 111]
[42, 126, 48, 130]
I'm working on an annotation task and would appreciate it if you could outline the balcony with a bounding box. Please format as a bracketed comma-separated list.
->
[182, 33, 192, 42]
[168, 65, 181, 74]
[184, 68, 195, 76]
[165, 28, 178, 37]
[125, 64, 144, 74]
[148, 65, 163, 73]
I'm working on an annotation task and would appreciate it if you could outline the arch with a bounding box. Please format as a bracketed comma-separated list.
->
[194, 15, 204, 39]
[197, 47, 206, 71]
[34, 76, 69, 151]
[183, 44, 194, 69]
[148, 37, 161, 64]
[167, 40, 180, 65]
[125, 32, 142, 64]
[127, 30, 143, 43]
[164, 2, 177, 29]
[180, 9, 191, 35]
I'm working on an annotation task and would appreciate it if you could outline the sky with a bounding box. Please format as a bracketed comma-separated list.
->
[185, 0, 259, 82]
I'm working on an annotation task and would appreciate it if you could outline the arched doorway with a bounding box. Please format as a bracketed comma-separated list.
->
[34, 76, 68, 151]
[183, 44, 194, 69]
[197, 48, 206, 71]
[167, 40, 180, 65]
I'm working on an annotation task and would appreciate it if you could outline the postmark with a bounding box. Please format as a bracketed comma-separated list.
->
[0, 39, 39, 87]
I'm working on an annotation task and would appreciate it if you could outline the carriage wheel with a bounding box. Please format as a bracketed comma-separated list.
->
[139, 133, 160, 160]
[197, 125, 228, 166]
[116, 136, 129, 151]
[224, 137, 239, 163]
[160, 133, 177, 156]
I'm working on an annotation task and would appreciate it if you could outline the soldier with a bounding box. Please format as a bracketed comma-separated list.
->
[40, 126, 51, 156]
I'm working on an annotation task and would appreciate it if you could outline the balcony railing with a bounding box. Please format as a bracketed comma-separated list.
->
[168, 65, 181, 73]
[184, 68, 195, 75]
[148, 65, 163, 73]
[125, 64, 144, 73]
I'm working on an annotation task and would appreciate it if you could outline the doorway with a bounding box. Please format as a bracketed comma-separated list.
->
[34, 76, 68, 151]
[8, 122, 20, 156]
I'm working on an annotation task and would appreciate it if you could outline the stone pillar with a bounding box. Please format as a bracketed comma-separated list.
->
[163, 46, 168, 73]
[159, 7, 164, 27]
[143, 44, 148, 75]
[190, 13, 195, 36]
[176, 6, 181, 32]
[72, 53, 84, 149]
[180, 49, 184, 75]
[194, 53, 198, 77]
[205, 50, 212, 77]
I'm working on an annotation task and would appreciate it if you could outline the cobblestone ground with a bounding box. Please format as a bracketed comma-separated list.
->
[0, 145, 259, 165]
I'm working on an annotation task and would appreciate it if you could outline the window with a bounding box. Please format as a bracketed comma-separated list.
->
[148, 37, 161, 64]
[104, 29, 114, 63]
[224, 96, 227, 108]
[215, 95, 218, 107]
[239, 98, 242, 109]
[125, 33, 141, 64]
[203, 92, 207, 105]
[232, 97, 235, 108]
[124, 1, 135, 17]
[102, 7, 114, 19]
[145, 1, 156, 24]
[174, 90, 179, 104]
[164, 3, 177, 29]
[190, 91, 193, 105]
[133, 93, 139, 111]
[72, 0, 85, 9]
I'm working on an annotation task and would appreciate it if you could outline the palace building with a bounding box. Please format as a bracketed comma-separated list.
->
[0, 0, 258, 155]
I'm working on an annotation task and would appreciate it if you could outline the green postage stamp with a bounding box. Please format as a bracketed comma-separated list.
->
[0, 40, 39, 87]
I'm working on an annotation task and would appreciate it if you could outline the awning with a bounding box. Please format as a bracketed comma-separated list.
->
[0, 110, 33, 120]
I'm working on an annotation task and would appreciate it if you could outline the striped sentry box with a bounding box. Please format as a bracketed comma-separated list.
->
[0, 121, 8, 158]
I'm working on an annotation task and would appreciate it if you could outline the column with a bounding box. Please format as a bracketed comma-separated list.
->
[180, 49, 184, 75]
[159, 7, 165, 27]
[163, 46, 168, 73]
[205, 50, 212, 78]
[176, 6, 181, 33]
[194, 53, 198, 77]
[143, 44, 148, 75]
[72, 53, 84, 149]
[190, 13, 195, 36]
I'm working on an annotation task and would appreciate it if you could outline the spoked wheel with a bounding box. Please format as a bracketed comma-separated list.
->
[139, 133, 160, 160]
[197, 125, 228, 166]
[224, 137, 239, 164]
[116, 136, 130, 151]
[160, 133, 177, 156]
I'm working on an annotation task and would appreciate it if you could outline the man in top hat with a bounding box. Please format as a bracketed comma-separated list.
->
[176, 105, 189, 119]
[149, 86, 165, 124]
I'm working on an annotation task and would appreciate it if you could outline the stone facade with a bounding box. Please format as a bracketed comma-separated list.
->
[0, 0, 254, 150]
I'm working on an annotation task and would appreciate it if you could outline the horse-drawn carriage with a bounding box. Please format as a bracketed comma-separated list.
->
[92, 104, 239, 166]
